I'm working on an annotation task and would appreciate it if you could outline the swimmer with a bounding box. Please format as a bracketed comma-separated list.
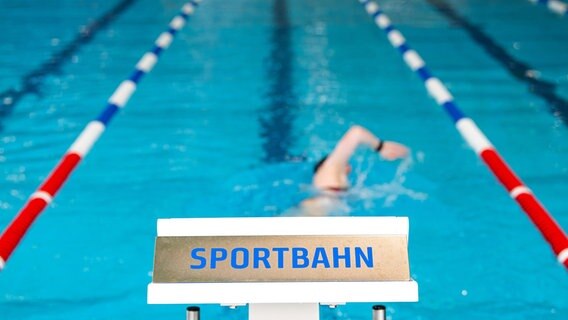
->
[299, 125, 409, 216]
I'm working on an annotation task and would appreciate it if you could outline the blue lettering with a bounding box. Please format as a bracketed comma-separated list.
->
[312, 247, 330, 268]
[253, 248, 271, 269]
[272, 247, 289, 268]
[292, 247, 309, 268]
[210, 248, 227, 269]
[189, 248, 206, 269]
[355, 247, 374, 268]
[190, 246, 373, 270]
[333, 247, 351, 268]
[231, 247, 249, 269]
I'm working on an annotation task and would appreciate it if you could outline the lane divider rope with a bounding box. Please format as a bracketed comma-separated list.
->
[0, 0, 202, 270]
[358, 0, 568, 268]
[530, 0, 568, 16]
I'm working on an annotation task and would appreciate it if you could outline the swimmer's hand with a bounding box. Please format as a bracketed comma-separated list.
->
[378, 141, 409, 160]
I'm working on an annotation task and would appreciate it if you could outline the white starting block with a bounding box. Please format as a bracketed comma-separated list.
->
[147, 217, 418, 320]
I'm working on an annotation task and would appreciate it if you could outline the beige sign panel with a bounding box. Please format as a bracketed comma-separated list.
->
[152, 235, 409, 283]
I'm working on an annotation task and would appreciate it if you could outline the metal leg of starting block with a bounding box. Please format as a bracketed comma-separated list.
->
[186, 306, 200, 320]
[185, 304, 388, 320]
[372, 305, 386, 320]
[249, 303, 319, 320]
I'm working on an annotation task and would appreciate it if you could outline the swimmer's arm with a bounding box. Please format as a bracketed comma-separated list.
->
[328, 125, 409, 164]
[327, 125, 380, 165]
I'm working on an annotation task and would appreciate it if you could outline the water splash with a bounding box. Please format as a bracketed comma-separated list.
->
[290, 154, 428, 217]
[351, 155, 428, 209]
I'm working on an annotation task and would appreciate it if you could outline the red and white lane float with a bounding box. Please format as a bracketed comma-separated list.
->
[358, 0, 568, 269]
[0, 0, 203, 270]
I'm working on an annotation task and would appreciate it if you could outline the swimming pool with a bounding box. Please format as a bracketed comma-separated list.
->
[1, 0, 567, 319]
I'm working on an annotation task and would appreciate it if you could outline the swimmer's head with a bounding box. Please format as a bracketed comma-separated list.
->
[313, 155, 351, 174]
[313, 155, 328, 173]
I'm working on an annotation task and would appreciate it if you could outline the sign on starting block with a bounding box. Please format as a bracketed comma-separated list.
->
[147, 217, 418, 320]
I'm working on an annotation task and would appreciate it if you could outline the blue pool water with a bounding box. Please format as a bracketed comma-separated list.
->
[1, 0, 567, 319]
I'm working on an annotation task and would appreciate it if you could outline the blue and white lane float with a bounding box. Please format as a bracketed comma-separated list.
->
[357, 0, 568, 269]
[0, 0, 202, 270]
[530, 0, 568, 16]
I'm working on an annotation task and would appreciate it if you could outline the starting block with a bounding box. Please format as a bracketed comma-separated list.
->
[147, 217, 418, 320]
